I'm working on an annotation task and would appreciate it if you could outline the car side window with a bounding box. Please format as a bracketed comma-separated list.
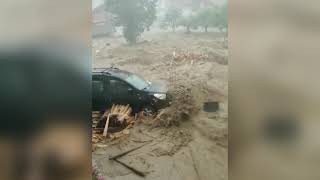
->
[92, 80, 104, 94]
[110, 79, 130, 94]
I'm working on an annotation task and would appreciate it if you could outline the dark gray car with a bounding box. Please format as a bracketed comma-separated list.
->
[92, 68, 169, 112]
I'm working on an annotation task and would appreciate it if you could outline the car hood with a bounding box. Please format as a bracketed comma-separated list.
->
[144, 82, 168, 93]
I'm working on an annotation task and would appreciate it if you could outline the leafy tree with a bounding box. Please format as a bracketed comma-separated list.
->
[159, 19, 168, 30]
[215, 3, 227, 32]
[163, 8, 182, 32]
[196, 8, 215, 33]
[195, 4, 228, 33]
[178, 15, 197, 33]
[105, 0, 157, 44]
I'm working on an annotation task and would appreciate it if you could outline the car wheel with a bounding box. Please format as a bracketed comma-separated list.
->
[142, 106, 155, 116]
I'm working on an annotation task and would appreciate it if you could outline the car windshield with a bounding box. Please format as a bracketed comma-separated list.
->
[125, 74, 149, 90]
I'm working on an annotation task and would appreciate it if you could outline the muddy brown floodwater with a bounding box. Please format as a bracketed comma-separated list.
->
[92, 30, 228, 180]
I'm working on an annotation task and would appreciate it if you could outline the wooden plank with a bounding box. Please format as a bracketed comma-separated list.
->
[110, 104, 115, 113]
[103, 114, 110, 137]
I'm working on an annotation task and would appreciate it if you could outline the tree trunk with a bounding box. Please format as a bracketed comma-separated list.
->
[172, 23, 176, 32]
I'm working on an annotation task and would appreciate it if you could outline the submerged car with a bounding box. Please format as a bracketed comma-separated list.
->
[92, 67, 169, 112]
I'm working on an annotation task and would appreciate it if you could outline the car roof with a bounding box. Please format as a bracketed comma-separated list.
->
[93, 68, 133, 80]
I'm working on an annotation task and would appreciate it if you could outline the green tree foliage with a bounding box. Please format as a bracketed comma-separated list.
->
[195, 4, 228, 33]
[163, 8, 182, 32]
[105, 0, 157, 44]
[216, 3, 227, 32]
[177, 15, 197, 33]
[196, 8, 214, 33]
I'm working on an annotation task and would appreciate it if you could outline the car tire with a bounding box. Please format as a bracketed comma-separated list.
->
[142, 106, 156, 116]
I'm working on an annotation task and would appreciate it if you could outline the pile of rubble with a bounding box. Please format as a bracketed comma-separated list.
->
[171, 51, 209, 65]
[162, 50, 227, 66]
[92, 104, 138, 148]
[151, 86, 195, 127]
[92, 86, 197, 147]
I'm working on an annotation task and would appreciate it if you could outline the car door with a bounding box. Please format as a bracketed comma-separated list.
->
[109, 78, 138, 106]
[92, 75, 111, 110]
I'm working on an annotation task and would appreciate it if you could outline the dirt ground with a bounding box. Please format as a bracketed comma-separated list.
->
[92, 30, 228, 180]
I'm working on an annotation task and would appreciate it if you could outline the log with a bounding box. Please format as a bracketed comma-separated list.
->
[113, 105, 120, 114]
[119, 107, 132, 122]
[126, 117, 134, 124]
[103, 114, 110, 137]
[111, 105, 117, 114]
[124, 104, 130, 113]
[109, 143, 149, 160]
[120, 105, 128, 114]
[110, 104, 115, 113]
[118, 105, 124, 114]
[113, 159, 146, 177]
[125, 107, 132, 115]
[117, 105, 121, 113]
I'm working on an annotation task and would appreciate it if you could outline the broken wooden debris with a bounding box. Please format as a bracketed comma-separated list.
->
[108, 143, 150, 178]
[172, 51, 209, 64]
[113, 159, 146, 177]
[109, 143, 149, 160]
[103, 114, 110, 137]
[92, 104, 136, 143]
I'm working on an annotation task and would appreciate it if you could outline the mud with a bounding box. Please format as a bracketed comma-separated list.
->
[92, 30, 228, 180]
[151, 86, 196, 127]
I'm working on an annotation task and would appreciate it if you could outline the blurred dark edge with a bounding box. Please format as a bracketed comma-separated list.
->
[0, 41, 91, 139]
[0, 0, 91, 179]
[230, 0, 320, 180]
